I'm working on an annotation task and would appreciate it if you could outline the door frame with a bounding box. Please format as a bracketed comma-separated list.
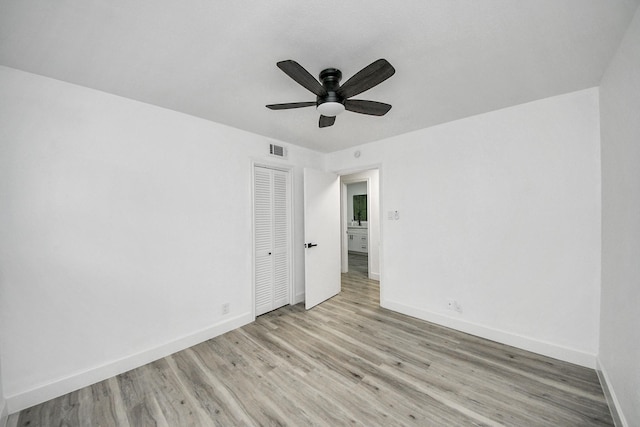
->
[251, 161, 295, 320]
[341, 177, 371, 274]
[335, 164, 383, 290]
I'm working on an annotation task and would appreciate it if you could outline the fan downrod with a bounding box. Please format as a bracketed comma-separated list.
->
[318, 68, 343, 105]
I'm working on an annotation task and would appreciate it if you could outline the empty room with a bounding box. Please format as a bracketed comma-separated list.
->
[1, 1, 639, 426]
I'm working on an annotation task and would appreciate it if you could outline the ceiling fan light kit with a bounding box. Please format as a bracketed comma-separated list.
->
[266, 59, 395, 128]
[316, 101, 345, 116]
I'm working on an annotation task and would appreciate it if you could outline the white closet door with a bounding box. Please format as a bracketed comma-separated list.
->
[254, 166, 290, 316]
[255, 167, 274, 316]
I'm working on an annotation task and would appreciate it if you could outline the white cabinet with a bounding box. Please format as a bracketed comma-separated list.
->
[347, 228, 368, 253]
[347, 234, 358, 252]
[254, 166, 290, 316]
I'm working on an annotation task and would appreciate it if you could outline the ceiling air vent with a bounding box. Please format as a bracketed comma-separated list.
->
[269, 143, 287, 159]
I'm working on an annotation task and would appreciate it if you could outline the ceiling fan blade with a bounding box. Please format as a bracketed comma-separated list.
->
[337, 59, 395, 99]
[319, 115, 336, 128]
[266, 101, 316, 110]
[277, 60, 327, 97]
[344, 100, 392, 116]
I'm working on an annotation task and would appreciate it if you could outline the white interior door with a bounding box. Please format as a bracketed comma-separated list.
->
[304, 168, 341, 309]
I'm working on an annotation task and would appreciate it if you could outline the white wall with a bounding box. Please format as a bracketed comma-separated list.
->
[328, 88, 602, 367]
[598, 6, 640, 426]
[0, 66, 324, 412]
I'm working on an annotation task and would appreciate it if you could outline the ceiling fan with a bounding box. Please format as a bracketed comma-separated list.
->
[266, 59, 395, 128]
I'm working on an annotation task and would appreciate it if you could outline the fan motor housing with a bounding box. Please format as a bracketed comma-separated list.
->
[317, 68, 344, 107]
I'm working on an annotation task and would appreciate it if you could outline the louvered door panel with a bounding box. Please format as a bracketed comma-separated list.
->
[254, 166, 290, 317]
[273, 252, 288, 305]
[254, 167, 274, 316]
[272, 170, 289, 307]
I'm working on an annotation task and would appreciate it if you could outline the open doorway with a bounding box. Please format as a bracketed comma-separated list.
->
[346, 181, 369, 278]
[340, 169, 380, 282]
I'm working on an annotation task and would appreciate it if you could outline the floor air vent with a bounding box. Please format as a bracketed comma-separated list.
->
[269, 143, 287, 158]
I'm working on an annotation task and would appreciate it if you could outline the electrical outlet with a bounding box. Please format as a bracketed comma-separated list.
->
[454, 301, 463, 313]
[222, 303, 230, 315]
[447, 299, 462, 313]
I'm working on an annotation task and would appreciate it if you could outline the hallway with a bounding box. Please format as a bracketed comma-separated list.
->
[348, 252, 368, 278]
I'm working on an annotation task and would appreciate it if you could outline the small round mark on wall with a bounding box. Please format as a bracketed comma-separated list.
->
[354, 150, 361, 158]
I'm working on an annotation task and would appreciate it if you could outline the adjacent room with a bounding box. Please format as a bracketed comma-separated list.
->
[1, 1, 639, 426]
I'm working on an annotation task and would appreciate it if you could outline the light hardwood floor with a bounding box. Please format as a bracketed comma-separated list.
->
[8, 273, 613, 426]
[348, 252, 368, 278]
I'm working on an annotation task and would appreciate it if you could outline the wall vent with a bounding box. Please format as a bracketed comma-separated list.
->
[269, 143, 287, 159]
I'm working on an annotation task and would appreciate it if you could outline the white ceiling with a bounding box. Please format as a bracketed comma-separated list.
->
[1, 1, 638, 153]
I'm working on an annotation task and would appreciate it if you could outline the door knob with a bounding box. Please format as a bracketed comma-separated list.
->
[305, 243, 318, 248]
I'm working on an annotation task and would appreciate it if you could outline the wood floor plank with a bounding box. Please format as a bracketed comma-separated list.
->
[142, 356, 212, 426]
[190, 339, 291, 425]
[87, 377, 130, 427]
[169, 350, 247, 426]
[116, 368, 168, 426]
[8, 272, 614, 426]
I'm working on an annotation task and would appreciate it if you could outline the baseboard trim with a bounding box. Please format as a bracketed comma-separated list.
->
[0, 399, 8, 427]
[382, 299, 596, 368]
[5, 312, 253, 414]
[294, 292, 305, 305]
[596, 358, 627, 427]
[368, 272, 380, 281]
